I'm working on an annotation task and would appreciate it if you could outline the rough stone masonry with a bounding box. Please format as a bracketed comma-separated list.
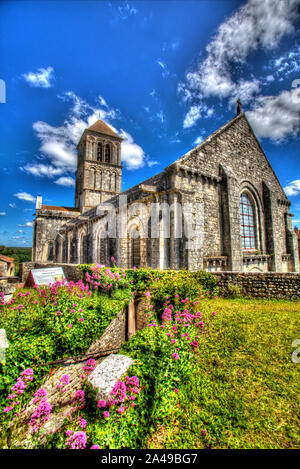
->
[32, 107, 300, 274]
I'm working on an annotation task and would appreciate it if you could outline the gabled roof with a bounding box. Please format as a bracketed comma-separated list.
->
[171, 112, 289, 202]
[87, 120, 122, 139]
[0, 254, 14, 263]
[41, 205, 80, 212]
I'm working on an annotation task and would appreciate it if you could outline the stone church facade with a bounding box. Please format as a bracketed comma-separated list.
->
[32, 112, 299, 273]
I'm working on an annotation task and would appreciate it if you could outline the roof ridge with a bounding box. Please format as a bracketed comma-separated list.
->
[87, 119, 122, 139]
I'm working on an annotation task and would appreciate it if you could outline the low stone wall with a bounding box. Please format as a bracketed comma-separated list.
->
[213, 272, 300, 299]
[135, 295, 150, 330]
[19, 262, 83, 284]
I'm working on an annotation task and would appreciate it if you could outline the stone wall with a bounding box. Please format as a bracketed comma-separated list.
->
[19, 262, 83, 284]
[213, 272, 300, 299]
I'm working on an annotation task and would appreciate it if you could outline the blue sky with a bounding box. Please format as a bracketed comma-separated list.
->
[0, 0, 299, 247]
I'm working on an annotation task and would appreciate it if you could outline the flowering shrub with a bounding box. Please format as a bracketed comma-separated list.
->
[3, 368, 34, 415]
[0, 281, 131, 422]
[66, 430, 87, 449]
[28, 400, 52, 433]
[83, 263, 131, 297]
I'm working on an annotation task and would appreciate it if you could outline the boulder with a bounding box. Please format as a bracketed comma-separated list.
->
[87, 354, 134, 401]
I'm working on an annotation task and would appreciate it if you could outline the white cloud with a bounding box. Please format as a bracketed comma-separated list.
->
[179, 0, 300, 124]
[157, 59, 170, 78]
[54, 176, 75, 187]
[9, 203, 16, 208]
[156, 110, 165, 124]
[26, 92, 147, 176]
[193, 136, 204, 145]
[0, 212, 6, 216]
[183, 104, 214, 128]
[18, 230, 24, 233]
[23, 66, 55, 88]
[284, 180, 300, 196]
[118, 2, 137, 19]
[183, 106, 202, 129]
[247, 87, 300, 141]
[17, 221, 33, 227]
[22, 163, 65, 178]
[13, 192, 36, 203]
[267, 43, 300, 79]
[266, 75, 275, 82]
[118, 129, 146, 170]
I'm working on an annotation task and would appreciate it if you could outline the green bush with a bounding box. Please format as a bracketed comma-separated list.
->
[0, 283, 130, 421]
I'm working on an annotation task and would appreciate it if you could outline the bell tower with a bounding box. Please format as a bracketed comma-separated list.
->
[75, 120, 123, 213]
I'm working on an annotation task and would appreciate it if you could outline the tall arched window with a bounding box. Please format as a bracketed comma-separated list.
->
[97, 142, 103, 161]
[105, 144, 111, 163]
[240, 192, 257, 250]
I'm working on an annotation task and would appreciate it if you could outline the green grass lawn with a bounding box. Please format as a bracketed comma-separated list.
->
[146, 298, 300, 449]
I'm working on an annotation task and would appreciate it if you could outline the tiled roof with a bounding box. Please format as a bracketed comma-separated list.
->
[87, 120, 122, 139]
[41, 205, 80, 212]
[0, 254, 14, 263]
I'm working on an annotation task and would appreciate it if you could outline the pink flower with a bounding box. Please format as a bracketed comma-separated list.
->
[91, 445, 100, 449]
[79, 418, 87, 429]
[79, 317, 84, 322]
[97, 400, 106, 408]
[172, 352, 179, 360]
[174, 389, 178, 393]
[66, 431, 87, 450]
[103, 411, 110, 418]
[67, 323, 73, 328]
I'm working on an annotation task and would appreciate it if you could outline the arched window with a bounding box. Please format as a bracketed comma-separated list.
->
[97, 142, 103, 161]
[47, 242, 54, 261]
[131, 229, 141, 268]
[240, 192, 257, 250]
[105, 144, 111, 163]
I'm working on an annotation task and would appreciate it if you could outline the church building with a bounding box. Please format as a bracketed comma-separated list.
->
[32, 109, 299, 273]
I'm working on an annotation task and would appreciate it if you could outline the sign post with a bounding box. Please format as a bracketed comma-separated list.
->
[25, 267, 66, 287]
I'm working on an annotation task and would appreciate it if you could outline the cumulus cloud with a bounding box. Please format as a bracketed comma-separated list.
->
[179, 0, 300, 126]
[0, 212, 6, 216]
[23, 66, 55, 88]
[25, 92, 147, 179]
[13, 192, 36, 203]
[118, 129, 146, 170]
[54, 176, 75, 187]
[284, 180, 300, 196]
[247, 87, 300, 141]
[22, 163, 65, 178]
[9, 203, 16, 208]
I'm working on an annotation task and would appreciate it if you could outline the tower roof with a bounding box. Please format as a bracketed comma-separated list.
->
[87, 120, 122, 139]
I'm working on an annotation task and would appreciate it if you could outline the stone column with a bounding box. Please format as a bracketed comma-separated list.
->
[169, 192, 180, 270]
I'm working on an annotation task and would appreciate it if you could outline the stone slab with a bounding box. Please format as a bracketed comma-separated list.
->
[0, 329, 9, 349]
[87, 354, 134, 401]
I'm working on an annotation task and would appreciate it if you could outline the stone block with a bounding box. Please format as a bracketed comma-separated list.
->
[87, 354, 134, 401]
[0, 329, 9, 364]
